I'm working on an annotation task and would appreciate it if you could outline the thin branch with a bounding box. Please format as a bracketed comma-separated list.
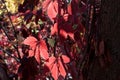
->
[1, 0, 17, 38]
[1, 24, 21, 61]
[78, 0, 95, 77]
[1, 0, 22, 61]
[0, 46, 20, 62]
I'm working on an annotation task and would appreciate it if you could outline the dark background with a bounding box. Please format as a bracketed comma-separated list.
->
[89, 0, 120, 80]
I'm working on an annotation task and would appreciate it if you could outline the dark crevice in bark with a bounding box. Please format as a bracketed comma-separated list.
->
[88, 0, 120, 80]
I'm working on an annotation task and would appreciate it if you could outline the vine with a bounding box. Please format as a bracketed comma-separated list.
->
[0, 0, 111, 80]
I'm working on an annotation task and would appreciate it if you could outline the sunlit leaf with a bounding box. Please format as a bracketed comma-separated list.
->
[45, 55, 70, 80]
[23, 36, 49, 63]
[58, 60, 66, 78]
[61, 55, 70, 63]
[38, 19, 44, 25]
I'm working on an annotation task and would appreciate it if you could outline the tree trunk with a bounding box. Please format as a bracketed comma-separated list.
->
[0, 66, 9, 80]
[88, 0, 120, 80]
[0, 56, 9, 80]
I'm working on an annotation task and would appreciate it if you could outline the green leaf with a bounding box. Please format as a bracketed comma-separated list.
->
[76, 46, 81, 53]
[72, 24, 78, 30]
[66, 0, 72, 4]
[48, 38, 56, 47]
[31, 28, 39, 34]
[38, 19, 43, 25]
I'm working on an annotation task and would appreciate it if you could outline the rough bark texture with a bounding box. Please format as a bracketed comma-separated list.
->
[89, 0, 120, 80]
[0, 66, 9, 80]
[0, 59, 9, 80]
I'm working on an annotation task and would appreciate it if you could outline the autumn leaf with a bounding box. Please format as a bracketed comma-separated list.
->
[42, 0, 58, 22]
[48, 38, 56, 47]
[61, 55, 70, 63]
[42, 0, 51, 12]
[39, 40, 49, 60]
[51, 62, 58, 80]
[51, 23, 58, 35]
[23, 36, 49, 63]
[51, 22, 74, 40]
[45, 55, 70, 80]
[23, 36, 37, 49]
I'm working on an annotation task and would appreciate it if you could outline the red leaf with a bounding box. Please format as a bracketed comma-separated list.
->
[45, 56, 58, 80]
[59, 29, 68, 39]
[46, 56, 56, 70]
[51, 63, 58, 80]
[23, 36, 37, 57]
[61, 55, 70, 63]
[42, 0, 58, 22]
[28, 49, 35, 57]
[10, 15, 18, 22]
[67, 3, 72, 15]
[23, 36, 49, 63]
[45, 55, 70, 80]
[51, 22, 74, 40]
[51, 23, 58, 35]
[39, 40, 49, 60]
[42, 0, 51, 12]
[59, 23, 74, 40]
[47, 1, 58, 22]
[63, 13, 69, 21]
[58, 60, 66, 78]
[23, 36, 37, 48]
[34, 46, 40, 63]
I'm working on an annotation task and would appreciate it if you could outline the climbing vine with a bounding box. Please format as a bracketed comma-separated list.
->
[0, 0, 111, 80]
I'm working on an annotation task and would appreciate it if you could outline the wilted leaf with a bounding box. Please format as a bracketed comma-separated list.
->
[76, 46, 81, 53]
[48, 38, 56, 47]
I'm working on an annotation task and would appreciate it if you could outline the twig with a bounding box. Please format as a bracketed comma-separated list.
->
[1, 0, 22, 61]
[78, 0, 95, 78]
[1, 24, 21, 61]
[1, 0, 17, 38]
[0, 46, 20, 62]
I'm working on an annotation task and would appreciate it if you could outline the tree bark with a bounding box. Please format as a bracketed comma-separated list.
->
[0, 66, 9, 80]
[88, 0, 120, 80]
